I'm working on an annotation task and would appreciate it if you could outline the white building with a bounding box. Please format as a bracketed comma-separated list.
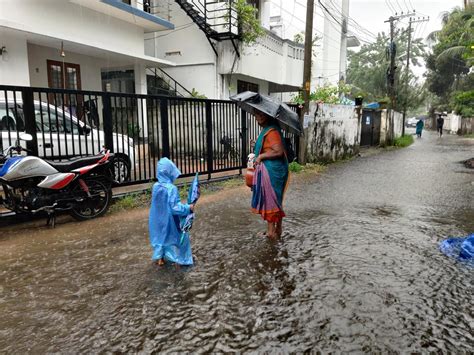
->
[269, 0, 360, 90]
[0, 0, 175, 97]
[146, 0, 305, 99]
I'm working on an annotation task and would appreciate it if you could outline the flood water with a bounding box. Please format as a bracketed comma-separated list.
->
[0, 131, 473, 352]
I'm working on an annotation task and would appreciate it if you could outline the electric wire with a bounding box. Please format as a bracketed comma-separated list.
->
[272, 2, 349, 50]
[326, 0, 378, 40]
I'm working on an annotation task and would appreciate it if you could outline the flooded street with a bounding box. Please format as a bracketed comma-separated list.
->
[1, 131, 473, 353]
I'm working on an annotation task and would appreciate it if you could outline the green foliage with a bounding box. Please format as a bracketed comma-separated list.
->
[293, 31, 321, 57]
[393, 135, 414, 147]
[346, 31, 427, 111]
[294, 32, 304, 44]
[233, 0, 265, 45]
[127, 123, 141, 139]
[191, 88, 207, 99]
[451, 90, 474, 117]
[426, 5, 474, 114]
[291, 84, 351, 105]
[288, 162, 303, 173]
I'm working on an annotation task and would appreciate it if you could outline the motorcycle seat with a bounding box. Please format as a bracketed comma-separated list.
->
[46, 155, 106, 173]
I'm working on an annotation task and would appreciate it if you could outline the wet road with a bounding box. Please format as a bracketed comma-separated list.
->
[1, 130, 473, 353]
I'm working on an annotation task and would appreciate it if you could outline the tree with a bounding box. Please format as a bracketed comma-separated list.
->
[346, 30, 427, 112]
[425, 5, 474, 117]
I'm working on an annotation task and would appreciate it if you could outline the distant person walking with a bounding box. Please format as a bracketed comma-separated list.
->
[416, 119, 424, 138]
[437, 114, 444, 137]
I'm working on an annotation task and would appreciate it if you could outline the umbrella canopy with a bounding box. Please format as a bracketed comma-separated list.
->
[180, 173, 200, 244]
[230, 91, 303, 136]
[187, 172, 200, 204]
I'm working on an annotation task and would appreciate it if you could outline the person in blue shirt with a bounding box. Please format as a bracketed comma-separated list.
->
[148, 158, 195, 266]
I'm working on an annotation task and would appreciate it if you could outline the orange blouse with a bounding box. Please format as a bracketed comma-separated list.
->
[262, 129, 284, 154]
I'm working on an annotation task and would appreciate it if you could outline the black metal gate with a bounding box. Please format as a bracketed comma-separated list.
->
[0, 85, 299, 186]
[360, 109, 381, 146]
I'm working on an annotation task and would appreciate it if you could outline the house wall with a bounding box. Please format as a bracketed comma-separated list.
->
[0, 0, 146, 59]
[305, 102, 360, 162]
[444, 112, 462, 134]
[27, 44, 103, 91]
[218, 34, 304, 89]
[148, 1, 217, 97]
[161, 64, 217, 99]
[0, 32, 30, 86]
[149, 1, 303, 99]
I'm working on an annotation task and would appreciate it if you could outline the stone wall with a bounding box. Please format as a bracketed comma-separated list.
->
[305, 103, 361, 162]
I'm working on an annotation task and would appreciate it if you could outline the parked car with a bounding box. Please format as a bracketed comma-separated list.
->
[406, 117, 418, 128]
[0, 100, 134, 183]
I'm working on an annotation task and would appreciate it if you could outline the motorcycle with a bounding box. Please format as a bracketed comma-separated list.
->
[0, 133, 114, 226]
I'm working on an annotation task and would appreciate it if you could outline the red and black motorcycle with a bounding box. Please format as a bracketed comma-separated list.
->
[0, 134, 114, 226]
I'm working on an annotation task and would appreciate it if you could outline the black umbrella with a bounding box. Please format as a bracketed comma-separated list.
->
[230, 91, 303, 136]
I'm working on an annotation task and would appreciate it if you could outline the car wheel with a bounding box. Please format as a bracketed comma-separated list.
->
[113, 154, 131, 183]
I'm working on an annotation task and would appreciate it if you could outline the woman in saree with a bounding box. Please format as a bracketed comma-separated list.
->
[416, 118, 424, 138]
[252, 111, 289, 239]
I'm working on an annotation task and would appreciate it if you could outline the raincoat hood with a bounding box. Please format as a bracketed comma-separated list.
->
[157, 158, 181, 183]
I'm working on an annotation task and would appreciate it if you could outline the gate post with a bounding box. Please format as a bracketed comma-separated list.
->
[21, 88, 38, 156]
[102, 93, 114, 152]
[160, 98, 170, 158]
[205, 101, 213, 180]
[240, 108, 247, 171]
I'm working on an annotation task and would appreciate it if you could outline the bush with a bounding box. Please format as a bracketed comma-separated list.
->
[393, 135, 414, 147]
[288, 162, 303, 173]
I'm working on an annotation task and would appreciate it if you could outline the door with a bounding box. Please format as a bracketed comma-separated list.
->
[360, 110, 381, 146]
[47, 60, 83, 119]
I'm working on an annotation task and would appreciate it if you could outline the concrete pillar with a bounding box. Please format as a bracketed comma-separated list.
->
[260, 0, 272, 30]
[134, 63, 148, 138]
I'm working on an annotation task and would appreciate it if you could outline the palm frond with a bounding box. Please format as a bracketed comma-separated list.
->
[426, 31, 439, 43]
[436, 46, 467, 61]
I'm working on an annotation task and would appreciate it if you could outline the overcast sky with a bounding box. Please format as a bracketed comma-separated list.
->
[270, 0, 464, 77]
[348, 0, 463, 43]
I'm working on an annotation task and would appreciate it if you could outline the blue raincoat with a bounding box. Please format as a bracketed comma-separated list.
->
[149, 158, 193, 265]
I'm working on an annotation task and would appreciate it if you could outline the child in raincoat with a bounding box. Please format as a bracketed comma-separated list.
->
[149, 158, 195, 266]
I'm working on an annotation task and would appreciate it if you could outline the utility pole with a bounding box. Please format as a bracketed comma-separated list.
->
[402, 16, 429, 136]
[384, 12, 412, 143]
[299, 0, 314, 164]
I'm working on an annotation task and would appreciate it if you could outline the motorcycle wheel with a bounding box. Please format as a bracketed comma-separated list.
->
[70, 179, 112, 221]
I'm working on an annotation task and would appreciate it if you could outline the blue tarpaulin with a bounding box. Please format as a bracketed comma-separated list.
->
[365, 102, 380, 109]
[440, 234, 474, 266]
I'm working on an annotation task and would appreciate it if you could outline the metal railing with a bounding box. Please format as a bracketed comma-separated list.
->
[0, 85, 299, 186]
[180, 0, 239, 37]
[147, 68, 194, 97]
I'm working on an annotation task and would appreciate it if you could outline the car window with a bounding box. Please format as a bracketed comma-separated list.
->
[34, 106, 79, 134]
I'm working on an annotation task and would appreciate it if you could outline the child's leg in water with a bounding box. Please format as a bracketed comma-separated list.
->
[156, 259, 165, 266]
